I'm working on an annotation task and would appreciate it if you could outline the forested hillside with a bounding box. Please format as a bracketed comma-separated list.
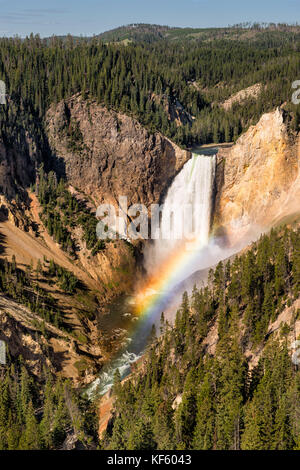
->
[97, 23, 300, 44]
[102, 224, 300, 450]
[0, 361, 98, 449]
[37, 167, 105, 257]
[0, 25, 299, 151]
[0, 255, 99, 449]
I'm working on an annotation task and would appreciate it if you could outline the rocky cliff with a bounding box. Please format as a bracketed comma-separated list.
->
[0, 96, 191, 384]
[0, 294, 103, 385]
[46, 94, 191, 208]
[214, 108, 300, 240]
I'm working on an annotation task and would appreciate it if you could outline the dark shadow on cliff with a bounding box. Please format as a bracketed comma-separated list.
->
[0, 207, 7, 255]
[0, 231, 6, 255]
[0, 98, 67, 206]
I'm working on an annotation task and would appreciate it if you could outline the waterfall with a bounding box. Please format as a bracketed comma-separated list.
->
[86, 153, 217, 398]
[145, 153, 217, 275]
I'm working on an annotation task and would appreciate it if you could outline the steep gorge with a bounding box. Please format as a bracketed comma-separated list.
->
[0, 95, 190, 386]
[0, 96, 299, 391]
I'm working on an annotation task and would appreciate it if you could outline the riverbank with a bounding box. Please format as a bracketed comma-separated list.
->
[191, 142, 234, 156]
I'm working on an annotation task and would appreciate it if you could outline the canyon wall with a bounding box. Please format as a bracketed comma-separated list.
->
[214, 108, 300, 239]
[46, 94, 191, 208]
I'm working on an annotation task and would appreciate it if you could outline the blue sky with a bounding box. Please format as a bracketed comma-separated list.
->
[0, 0, 299, 37]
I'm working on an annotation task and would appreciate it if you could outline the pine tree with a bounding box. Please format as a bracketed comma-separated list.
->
[20, 401, 41, 450]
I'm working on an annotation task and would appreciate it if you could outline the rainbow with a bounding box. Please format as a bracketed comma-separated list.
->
[131, 236, 212, 338]
[86, 235, 217, 396]
[87, 234, 221, 396]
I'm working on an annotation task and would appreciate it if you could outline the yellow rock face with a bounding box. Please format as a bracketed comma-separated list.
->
[214, 108, 300, 240]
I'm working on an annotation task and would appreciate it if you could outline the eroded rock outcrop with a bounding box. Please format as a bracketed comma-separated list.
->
[0, 295, 103, 385]
[46, 94, 191, 208]
[221, 83, 262, 111]
[152, 93, 195, 127]
[214, 108, 300, 239]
